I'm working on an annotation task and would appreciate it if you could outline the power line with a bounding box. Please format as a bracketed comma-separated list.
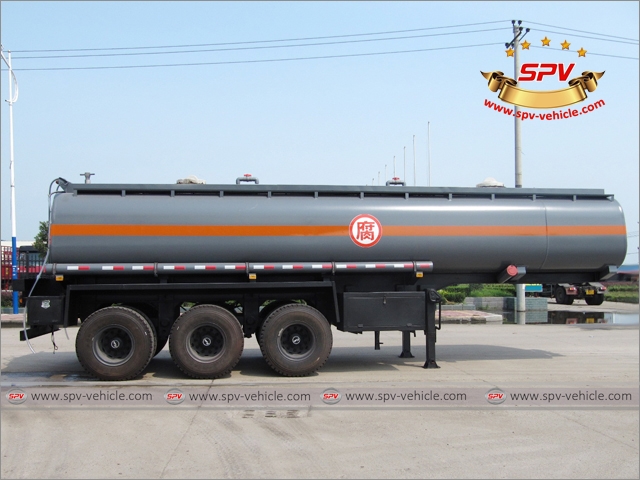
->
[524, 20, 639, 42]
[11, 20, 511, 53]
[12, 27, 511, 60]
[7, 42, 504, 72]
[529, 29, 638, 46]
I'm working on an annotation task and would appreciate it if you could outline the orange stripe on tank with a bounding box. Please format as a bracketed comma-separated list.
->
[49, 224, 627, 237]
[50, 224, 347, 237]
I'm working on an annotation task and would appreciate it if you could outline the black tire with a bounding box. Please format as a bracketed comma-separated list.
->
[555, 287, 574, 305]
[76, 306, 157, 381]
[125, 305, 169, 356]
[259, 304, 332, 377]
[256, 300, 296, 348]
[169, 305, 244, 379]
[585, 294, 605, 306]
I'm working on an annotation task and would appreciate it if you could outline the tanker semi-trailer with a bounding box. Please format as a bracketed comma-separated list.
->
[15, 178, 626, 381]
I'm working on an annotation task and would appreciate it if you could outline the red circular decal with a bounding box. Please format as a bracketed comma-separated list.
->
[349, 214, 383, 248]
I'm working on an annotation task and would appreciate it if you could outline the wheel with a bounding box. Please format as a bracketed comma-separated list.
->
[256, 300, 296, 348]
[585, 294, 604, 306]
[169, 305, 244, 379]
[259, 304, 332, 377]
[555, 287, 573, 305]
[76, 306, 156, 381]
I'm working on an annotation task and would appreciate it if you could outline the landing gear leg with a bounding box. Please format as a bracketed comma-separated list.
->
[399, 331, 415, 358]
[423, 292, 440, 369]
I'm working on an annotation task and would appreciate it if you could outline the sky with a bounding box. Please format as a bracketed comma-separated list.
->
[1, 1, 638, 264]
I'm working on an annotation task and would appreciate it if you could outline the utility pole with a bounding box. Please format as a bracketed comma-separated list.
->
[427, 122, 432, 186]
[413, 135, 416, 186]
[506, 21, 530, 323]
[403, 147, 406, 183]
[1, 46, 19, 314]
[384, 164, 387, 183]
[393, 156, 396, 178]
[508, 20, 529, 188]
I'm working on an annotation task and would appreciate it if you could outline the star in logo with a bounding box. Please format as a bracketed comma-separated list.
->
[561, 40, 571, 50]
[506, 47, 514, 57]
[541, 36, 551, 46]
[521, 40, 531, 50]
[577, 47, 587, 57]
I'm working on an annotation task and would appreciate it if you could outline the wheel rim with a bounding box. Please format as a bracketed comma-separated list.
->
[186, 324, 226, 362]
[93, 325, 135, 367]
[278, 324, 314, 359]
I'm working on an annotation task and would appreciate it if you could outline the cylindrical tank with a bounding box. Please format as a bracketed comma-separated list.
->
[48, 183, 627, 273]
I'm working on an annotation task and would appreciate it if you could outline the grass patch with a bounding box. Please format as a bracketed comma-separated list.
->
[606, 284, 638, 292]
[604, 284, 638, 304]
[438, 284, 516, 304]
[604, 292, 639, 304]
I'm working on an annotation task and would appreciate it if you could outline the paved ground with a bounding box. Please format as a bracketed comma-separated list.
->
[1, 320, 638, 479]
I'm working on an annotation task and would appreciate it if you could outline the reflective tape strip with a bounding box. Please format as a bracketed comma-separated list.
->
[53, 261, 431, 275]
[416, 262, 434, 272]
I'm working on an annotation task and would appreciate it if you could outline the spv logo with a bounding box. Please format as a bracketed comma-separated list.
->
[165, 389, 185, 405]
[6, 389, 27, 405]
[485, 388, 506, 405]
[482, 24, 605, 112]
[518, 63, 575, 82]
[321, 388, 342, 405]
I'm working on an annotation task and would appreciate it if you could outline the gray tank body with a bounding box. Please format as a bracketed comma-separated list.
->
[48, 183, 627, 273]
